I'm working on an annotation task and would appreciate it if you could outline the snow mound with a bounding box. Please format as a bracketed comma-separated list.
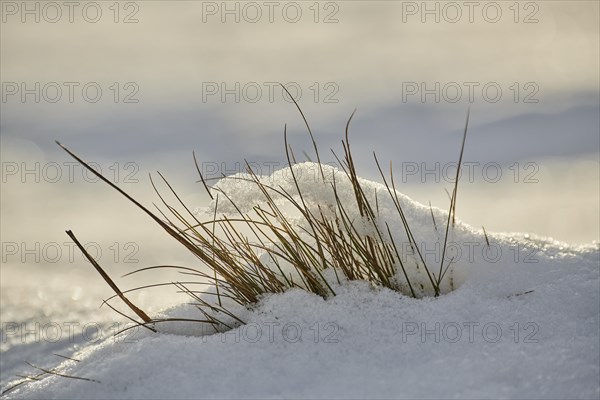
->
[209, 162, 597, 296]
[3, 163, 599, 399]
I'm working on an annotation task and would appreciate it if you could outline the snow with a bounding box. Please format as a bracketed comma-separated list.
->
[2, 163, 599, 399]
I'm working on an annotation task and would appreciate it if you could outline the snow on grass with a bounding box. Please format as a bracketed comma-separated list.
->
[3, 163, 599, 399]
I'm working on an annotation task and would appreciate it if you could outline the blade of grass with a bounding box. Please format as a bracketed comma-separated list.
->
[65, 230, 154, 327]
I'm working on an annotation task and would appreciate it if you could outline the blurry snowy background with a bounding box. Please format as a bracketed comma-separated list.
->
[1, 0, 598, 388]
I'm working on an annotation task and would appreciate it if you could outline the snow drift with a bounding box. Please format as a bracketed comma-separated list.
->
[3, 163, 599, 399]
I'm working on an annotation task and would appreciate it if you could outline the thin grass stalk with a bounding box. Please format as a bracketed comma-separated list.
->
[438, 109, 470, 289]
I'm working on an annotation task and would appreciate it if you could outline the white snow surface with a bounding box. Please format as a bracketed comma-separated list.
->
[3, 163, 599, 399]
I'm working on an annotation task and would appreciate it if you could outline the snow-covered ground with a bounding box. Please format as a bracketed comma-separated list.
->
[2, 163, 598, 399]
[2, 2, 599, 398]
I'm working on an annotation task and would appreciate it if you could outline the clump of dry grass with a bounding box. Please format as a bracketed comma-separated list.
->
[56, 99, 470, 333]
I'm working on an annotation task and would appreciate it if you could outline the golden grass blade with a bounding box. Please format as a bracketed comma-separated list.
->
[65, 230, 154, 326]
